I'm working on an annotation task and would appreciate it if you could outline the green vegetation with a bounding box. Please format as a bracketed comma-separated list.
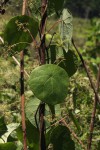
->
[0, 0, 100, 150]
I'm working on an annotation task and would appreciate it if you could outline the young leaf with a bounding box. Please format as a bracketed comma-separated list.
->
[4, 15, 38, 52]
[0, 116, 7, 136]
[28, 64, 69, 105]
[50, 125, 75, 150]
[59, 8, 73, 52]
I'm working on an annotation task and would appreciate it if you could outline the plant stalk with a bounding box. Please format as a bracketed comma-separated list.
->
[20, 0, 27, 150]
[87, 64, 100, 150]
[39, 0, 48, 150]
[72, 39, 100, 104]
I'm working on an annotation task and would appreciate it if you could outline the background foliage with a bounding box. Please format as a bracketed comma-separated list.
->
[0, 0, 100, 150]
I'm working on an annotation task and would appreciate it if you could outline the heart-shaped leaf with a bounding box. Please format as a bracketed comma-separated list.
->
[4, 15, 38, 52]
[50, 125, 75, 150]
[48, 0, 64, 15]
[59, 8, 73, 52]
[58, 50, 79, 77]
[25, 96, 40, 126]
[28, 64, 69, 105]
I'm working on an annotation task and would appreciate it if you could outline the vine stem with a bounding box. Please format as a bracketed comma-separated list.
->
[39, 0, 48, 150]
[20, 0, 27, 150]
[72, 39, 100, 104]
[87, 64, 100, 150]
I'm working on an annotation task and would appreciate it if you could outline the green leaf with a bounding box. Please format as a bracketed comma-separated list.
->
[7, 135, 17, 142]
[25, 96, 40, 126]
[59, 8, 73, 52]
[68, 109, 81, 132]
[73, 84, 91, 106]
[26, 120, 39, 150]
[48, 104, 55, 116]
[97, 141, 100, 150]
[50, 125, 75, 150]
[28, 64, 69, 105]
[58, 50, 79, 77]
[16, 121, 39, 150]
[16, 127, 23, 143]
[49, 45, 56, 64]
[0, 116, 7, 136]
[0, 142, 17, 150]
[25, 96, 52, 128]
[4, 15, 38, 52]
[48, 0, 64, 15]
[46, 128, 54, 147]
[48, 104, 61, 119]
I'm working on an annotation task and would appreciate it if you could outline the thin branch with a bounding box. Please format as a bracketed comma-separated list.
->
[72, 39, 100, 104]
[12, 56, 29, 77]
[0, 36, 4, 43]
[47, 18, 69, 33]
[87, 64, 100, 150]
[22, 0, 27, 15]
[0, 36, 29, 78]
[47, 19, 62, 33]
[27, 29, 37, 47]
[97, 65, 100, 90]
[46, 115, 68, 130]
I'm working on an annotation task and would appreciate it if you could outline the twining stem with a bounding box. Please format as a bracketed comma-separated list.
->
[39, 0, 47, 65]
[39, 103, 46, 150]
[39, 0, 48, 150]
[72, 39, 100, 104]
[20, 0, 27, 150]
[87, 65, 100, 150]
